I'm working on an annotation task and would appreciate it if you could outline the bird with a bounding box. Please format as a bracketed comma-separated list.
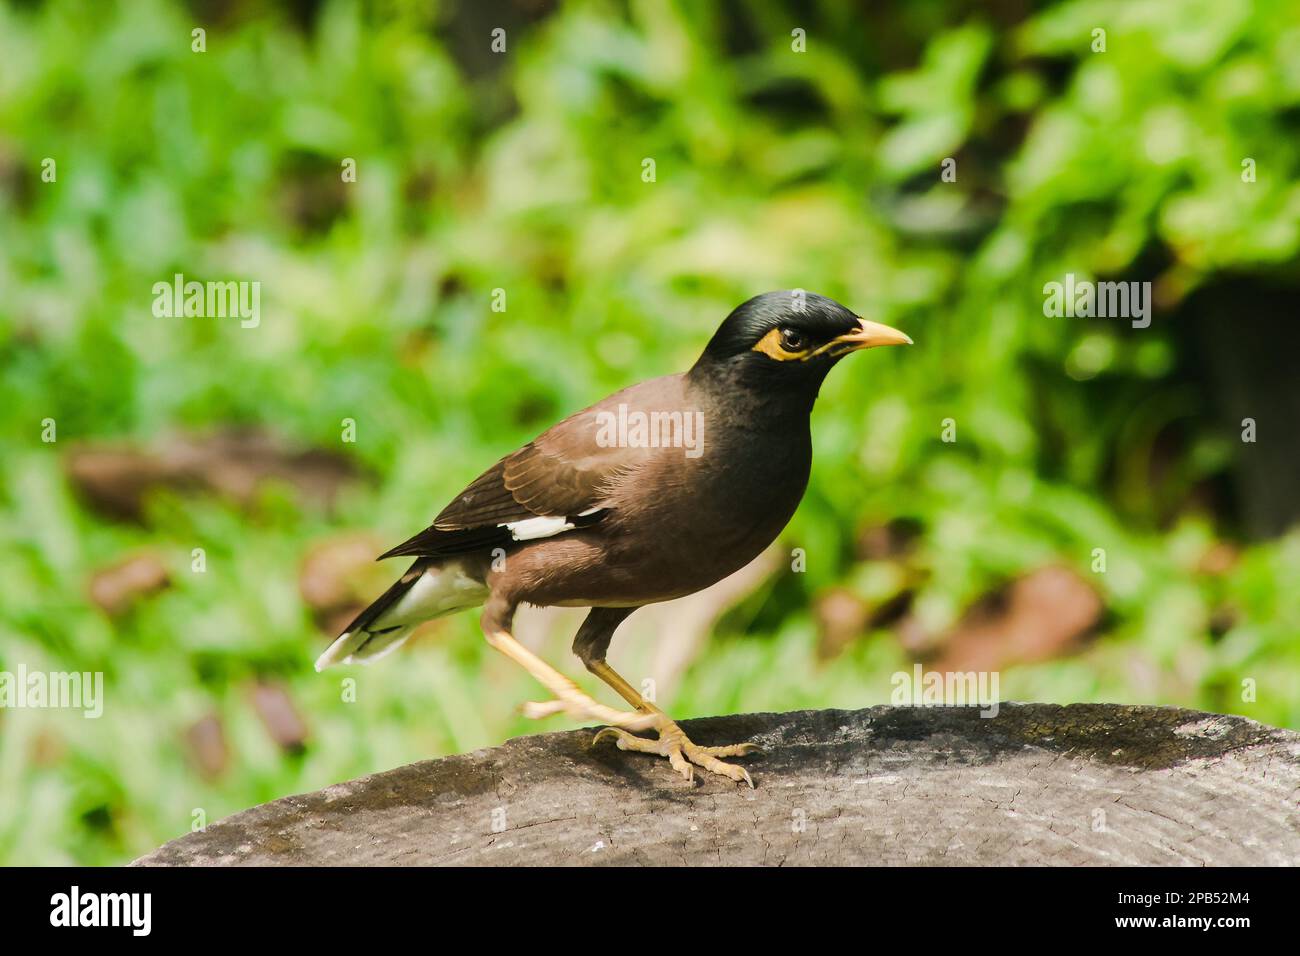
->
[315, 290, 912, 786]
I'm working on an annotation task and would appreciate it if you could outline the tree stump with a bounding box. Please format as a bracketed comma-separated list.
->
[133, 704, 1299, 866]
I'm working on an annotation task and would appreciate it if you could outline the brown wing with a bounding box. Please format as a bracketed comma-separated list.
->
[376, 378, 677, 560]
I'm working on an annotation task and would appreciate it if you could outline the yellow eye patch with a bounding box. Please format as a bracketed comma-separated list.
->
[752, 327, 813, 362]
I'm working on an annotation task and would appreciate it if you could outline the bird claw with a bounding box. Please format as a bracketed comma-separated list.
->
[592, 724, 759, 788]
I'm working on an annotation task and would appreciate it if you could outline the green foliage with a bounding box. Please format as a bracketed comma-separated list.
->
[1, 0, 1297, 864]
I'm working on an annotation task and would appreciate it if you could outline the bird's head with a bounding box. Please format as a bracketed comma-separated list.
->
[690, 291, 911, 397]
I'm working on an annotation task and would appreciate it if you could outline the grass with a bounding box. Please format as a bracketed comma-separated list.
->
[1, 0, 1298, 864]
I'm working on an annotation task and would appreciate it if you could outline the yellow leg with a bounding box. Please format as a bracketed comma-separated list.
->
[485, 630, 655, 730]
[586, 659, 760, 788]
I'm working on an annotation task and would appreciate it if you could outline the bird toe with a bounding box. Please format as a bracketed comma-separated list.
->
[592, 718, 760, 787]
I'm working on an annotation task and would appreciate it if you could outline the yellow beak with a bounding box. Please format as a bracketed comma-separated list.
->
[816, 317, 913, 358]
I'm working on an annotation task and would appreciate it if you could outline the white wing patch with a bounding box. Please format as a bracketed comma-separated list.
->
[502, 515, 574, 541]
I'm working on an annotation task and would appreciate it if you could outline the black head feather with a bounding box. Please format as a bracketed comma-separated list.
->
[688, 290, 865, 401]
[697, 291, 860, 361]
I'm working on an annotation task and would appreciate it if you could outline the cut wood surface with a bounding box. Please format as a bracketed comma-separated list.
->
[133, 703, 1299, 866]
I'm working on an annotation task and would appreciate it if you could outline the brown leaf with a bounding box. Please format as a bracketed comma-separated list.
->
[88, 551, 170, 616]
[65, 429, 361, 522]
[250, 682, 309, 754]
[814, 588, 871, 659]
[930, 565, 1103, 673]
[299, 532, 389, 626]
[185, 714, 229, 781]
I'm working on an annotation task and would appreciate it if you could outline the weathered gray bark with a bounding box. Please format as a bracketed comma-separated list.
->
[133, 704, 1299, 866]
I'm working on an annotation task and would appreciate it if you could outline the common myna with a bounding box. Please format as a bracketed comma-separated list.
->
[316, 291, 912, 786]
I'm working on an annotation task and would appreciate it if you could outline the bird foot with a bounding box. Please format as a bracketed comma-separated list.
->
[521, 688, 658, 731]
[593, 720, 761, 788]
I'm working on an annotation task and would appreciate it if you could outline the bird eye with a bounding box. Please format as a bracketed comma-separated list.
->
[779, 328, 805, 351]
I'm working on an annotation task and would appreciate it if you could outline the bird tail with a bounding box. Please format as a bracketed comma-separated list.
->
[314, 558, 488, 671]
